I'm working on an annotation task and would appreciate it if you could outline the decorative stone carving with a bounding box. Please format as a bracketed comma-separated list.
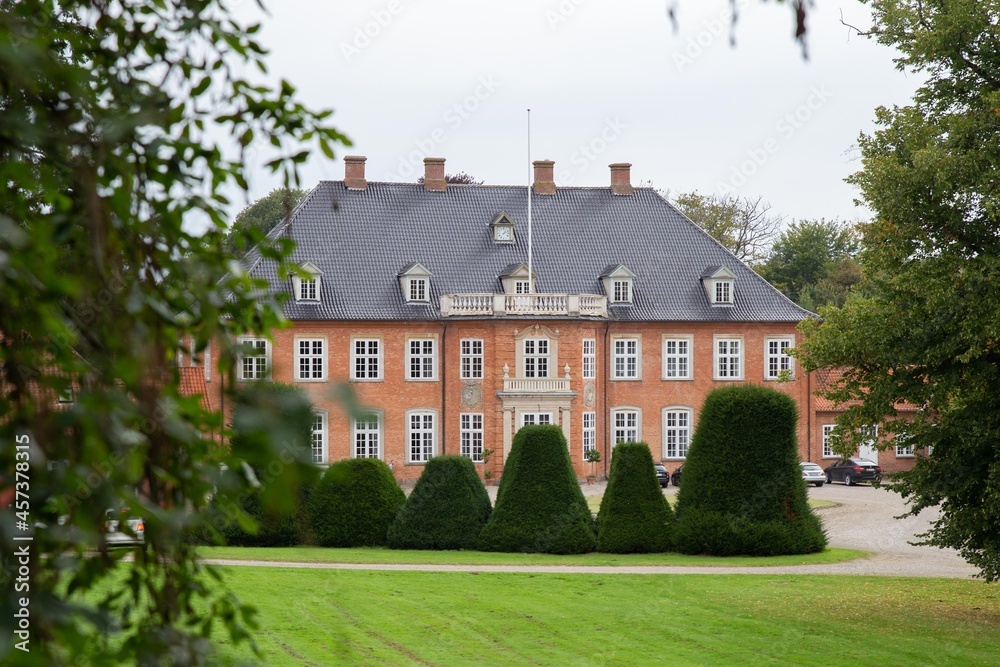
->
[583, 381, 596, 407]
[461, 382, 483, 408]
[564, 363, 571, 379]
[503, 363, 510, 379]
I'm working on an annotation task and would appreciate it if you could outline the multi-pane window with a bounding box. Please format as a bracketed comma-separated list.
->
[613, 338, 639, 379]
[612, 409, 639, 444]
[715, 338, 742, 379]
[514, 280, 531, 294]
[296, 339, 324, 380]
[714, 280, 732, 304]
[613, 279, 632, 303]
[353, 415, 381, 459]
[765, 337, 794, 379]
[298, 277, 318, 301]
[311, 411, 327, 465]
[408, 411, 435, 463]
[822, 424, 837, 458]
[663, 409, 691, 459]
[460, 339, 483, 379]
[520, 413, 552, 427]
[895, 437, 915, 457]
[240, 338, 268, 381]
[523, 339, 549, 378]
[408, 278, 427, 302]
[582, 412, 596, 455]
[582, 339, 596, 379]
[408, 339, 435, 379]
[663, 337, 690, 379]
[353, 339, 380, 380]
[460, 413, 484, 462]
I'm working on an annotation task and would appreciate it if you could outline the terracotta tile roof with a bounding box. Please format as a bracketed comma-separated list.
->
[813, 367, 918, 413]
[177, 367, 213, 411]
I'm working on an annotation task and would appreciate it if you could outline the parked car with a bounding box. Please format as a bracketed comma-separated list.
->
[103, 508, 145, 547]
[670, 464, 683, 487]
[824, 458, 882, 486]
[800, 462, 826, 487]
[653, 463, 670, 488]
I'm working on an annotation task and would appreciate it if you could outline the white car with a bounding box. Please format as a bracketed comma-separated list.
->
[800, 462, 826, 487]
[103, 509, 145, 547]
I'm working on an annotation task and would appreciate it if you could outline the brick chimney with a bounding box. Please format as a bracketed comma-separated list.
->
[533, 160, 556, 195]
[610, 163, 634, 196]
[344, 155, 367, 190]
[423, 157, 447, 192]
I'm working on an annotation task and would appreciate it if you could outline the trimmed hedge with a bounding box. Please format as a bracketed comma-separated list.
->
[673, 385, 827, 556]
[309, 458, 405, 547]
[219, 489, 299, 547]
[477, 425, 596, 554]
[386, 456, 492, 550]
[596, 442, 674, 553]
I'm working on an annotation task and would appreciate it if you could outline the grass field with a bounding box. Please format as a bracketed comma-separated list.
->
[197, 545, 866, 567]
[209, 568, 1000, 666]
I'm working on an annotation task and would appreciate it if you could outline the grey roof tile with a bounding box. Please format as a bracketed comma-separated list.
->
[243, 181, 813, 323]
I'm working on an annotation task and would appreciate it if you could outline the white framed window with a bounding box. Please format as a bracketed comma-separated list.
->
[407, 410, 436, 463]
[582, 339, 596, 379]
[353, 414, 382, 459]
[822, 424, 837, 458]
[352, 338, 381, 381]
[662, 336, 692, 380]
[407, 338, 436, 380]
[189, 339, 199, 367]
[460, 339, 483, 380]
[298, 276, 318, 301]
[714, 337, 743, 380]
[895, 436, 915, 457]
[238, 337, 269, 381]
[408, 277, 428, 302]
[582, 411, 596, 455]
[520, 412, 553, 427]
[714, 280, 733, 304]
[765, 336, 795, 380]
[460, 413, 484, 462]
[295, 338, 325, 381]
[514, 280, 531, 294]
[611, 408, 640, 445]
[662, 407, 692, 459]
[612, 279, 632, 303]
[523, 338, 549, 378]
[311, 410, 328, 465]
[612, 337, 640, 380]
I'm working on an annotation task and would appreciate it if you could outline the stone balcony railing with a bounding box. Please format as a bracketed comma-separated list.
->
[440, 293, 607, 318]
[502, 377, 571, 393]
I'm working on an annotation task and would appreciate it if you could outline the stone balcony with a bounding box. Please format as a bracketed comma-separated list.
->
[502, 377, 571, 393]
[439, 293, 607, 318]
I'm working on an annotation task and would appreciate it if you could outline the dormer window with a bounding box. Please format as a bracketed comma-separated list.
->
[292, 261, 323, 303]
[398, 262, 432, 303]
[490, 212, 516, 244]
[514, 280, 530, 295]
[499, 263, 536, 295]
[702, 266, 736, 306]
[600, 264, 635, 304]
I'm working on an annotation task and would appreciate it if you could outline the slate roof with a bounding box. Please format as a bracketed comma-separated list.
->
[241, 181, 814, 323]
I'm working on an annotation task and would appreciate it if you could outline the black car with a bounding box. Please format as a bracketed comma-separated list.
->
[824, 457, 882, 486]
[670, 464, 683, 487]
[654, 463, 670, 488]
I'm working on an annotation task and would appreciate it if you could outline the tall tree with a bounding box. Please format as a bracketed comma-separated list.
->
[0, 2, 348, 664]
[798, 0, 1000, 581]
[672, 191, 784, 263]
[759, 218, 860, 308]
[223, 188, 309, 257]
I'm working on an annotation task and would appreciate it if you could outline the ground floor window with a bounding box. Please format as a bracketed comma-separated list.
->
[353, 414, 381, 459]
[311, 411, 327, 465]
[612, 409, 639, 445]
[822, 424, 837, 458]
[460, 413, 484, 462]
[520, 412, 552, 427]
[663, 408, 691, 459]
[582, 412, 596, 455]
[407, 411, 436, 463]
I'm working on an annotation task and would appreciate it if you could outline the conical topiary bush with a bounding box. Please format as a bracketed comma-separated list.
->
[596, 442, 674, 553]
[673, 385, 827, 556]
[387, 455, 492, 550]
[477, 425, 596, 554]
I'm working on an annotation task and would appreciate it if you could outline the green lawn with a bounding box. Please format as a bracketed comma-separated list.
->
[197, 545, 866, 568]
[209, 568, 1000, 666]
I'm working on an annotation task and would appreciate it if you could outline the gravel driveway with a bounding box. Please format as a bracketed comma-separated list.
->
[203, 480, 981, 578]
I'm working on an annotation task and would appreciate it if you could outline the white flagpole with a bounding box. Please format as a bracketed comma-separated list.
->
[527, 108, 533, 295]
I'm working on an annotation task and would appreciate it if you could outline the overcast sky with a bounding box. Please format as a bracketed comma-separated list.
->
[228, 0, 922, 225]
